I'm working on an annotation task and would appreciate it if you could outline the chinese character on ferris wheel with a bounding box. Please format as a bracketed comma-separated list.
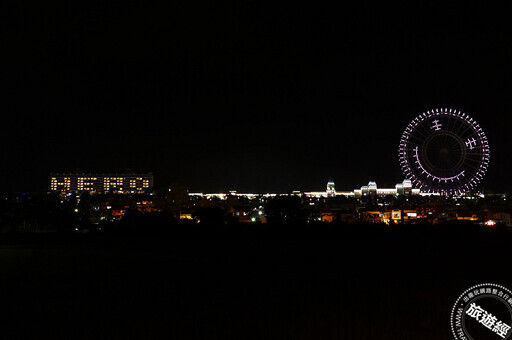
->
[430, 119, 442, 131]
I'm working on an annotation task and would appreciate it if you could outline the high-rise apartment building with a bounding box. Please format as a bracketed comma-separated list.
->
[50, 172, 154, 194]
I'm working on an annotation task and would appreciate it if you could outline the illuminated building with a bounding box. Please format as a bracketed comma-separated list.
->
[189, 192, 264, 200]
[326, 178, 336, 197]
[355, 180, 420, 197]
[403, 179, 412, 195]
[368, 181, 377, 195]
[50, 172, 153, 194]
[304, 178, 353, 198]
[189, 179, 419, 200]
[303, 179, 419, 198]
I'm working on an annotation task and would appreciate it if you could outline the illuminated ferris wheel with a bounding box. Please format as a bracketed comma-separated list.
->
[399, 108, 490, 195]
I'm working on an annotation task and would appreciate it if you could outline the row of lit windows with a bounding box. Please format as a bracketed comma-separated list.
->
[52, 177, 149, 182]
[51, 177, 151, 192]
[51, 178, 71, 183]
[51, 188, 146, 193]
[52, 185, 148, 191]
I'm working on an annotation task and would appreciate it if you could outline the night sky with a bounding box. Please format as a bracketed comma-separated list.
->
[2, 2, 511, 193]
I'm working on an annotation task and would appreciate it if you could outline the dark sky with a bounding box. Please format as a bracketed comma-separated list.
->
[2, 2, 511, 193]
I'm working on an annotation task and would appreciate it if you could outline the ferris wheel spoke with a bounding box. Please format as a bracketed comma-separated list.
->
[463, 160, 484, 169]
[413, 124, 431, 141]
[459, 127, 476, 141]
[464, 158, 481, 167]
[458, 120, 479, 140]
[408, 135, 427, 148]
[418, 119, 435, 137]
[464, 154, 483, 161]
[465, 151, 485, 156]
[431, 157, 442, 169]
[448, 115, 460, 133]
[462, 164, 480, 175]
[406, 142, 422, 150]
[454, 116, 469, 136]
[465, 160, 483, 171]
[451, 117, 462, 134]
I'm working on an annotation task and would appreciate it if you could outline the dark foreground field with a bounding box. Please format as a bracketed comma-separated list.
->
[0, 223, 510, 339]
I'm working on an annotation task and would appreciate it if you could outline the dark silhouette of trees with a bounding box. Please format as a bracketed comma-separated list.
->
[193, 206, 226, 224]
[265, 196, 307, 224]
